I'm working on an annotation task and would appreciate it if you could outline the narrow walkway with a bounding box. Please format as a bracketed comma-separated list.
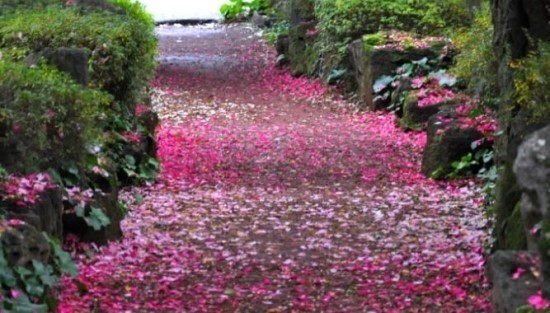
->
[59, 24, 490, 312]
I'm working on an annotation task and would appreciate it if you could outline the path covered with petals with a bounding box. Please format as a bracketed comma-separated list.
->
[59, 24, 491, 312]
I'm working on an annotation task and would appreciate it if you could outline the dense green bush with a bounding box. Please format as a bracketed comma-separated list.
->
[108, 0, 155, 29]
[220, 0, 270, 21]
[314, 0, 471, 77]
[0, 7, 156, 110]
[0, 0, 63, 15]
[513, 41, 550, 122]
[451, 5, 497, 104]
[0, 61, 110, 173]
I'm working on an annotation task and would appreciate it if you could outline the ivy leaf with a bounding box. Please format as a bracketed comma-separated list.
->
[31, 260, 57, 287]
[429, 69, 457, 87]
[0, 249, 18, 288]
[85, 206, 111, 231]
[2, 292, 48, 313]
[46, 234, 78, 278]
[373, 75, 394, 93]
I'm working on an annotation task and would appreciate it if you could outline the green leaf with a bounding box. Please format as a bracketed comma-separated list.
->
[326, 69, 347, 84]
[85, 207, 111, 231]
[429, 69, 457, 87]
[135, 193, 144, 205]
[373, 75, 394, 93]
[125, 155, 136, 166]
[0, 250, 18, 288]
[46, 235, 78, 277]
[2, 293, 48, 313]
[31, 260, 57, 287]
[75, 205, 86, 218]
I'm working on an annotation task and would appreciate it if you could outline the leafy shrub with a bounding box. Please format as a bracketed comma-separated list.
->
[314, 0, 471, 77]
[451, 5, 497, 104]
[0, 61, 110, 173]
[0, 0, 63, 15]
[263, 21, 289, 44]
[220, 0, 270, 21]
[513, 41, 550, 122]
[107, 0, 155, 29]
[0, 7, 157, 110]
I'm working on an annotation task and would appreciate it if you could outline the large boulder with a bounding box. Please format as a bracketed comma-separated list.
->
[421, 106, 489, 178]
[287, 20, 317, 76]
[1, 224, 50, 268]
[491, 0, 550, 250]
[348, 40, 451, 111]
[279, 0, 317, 76]
[399, 90, 460, 130]
[3, 188, 64, 239]
[486, 250, 539, 313]
[514, 124, 550, 296]
[288, 0, 315, 26]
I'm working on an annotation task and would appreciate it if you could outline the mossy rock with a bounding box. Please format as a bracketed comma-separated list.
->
[63, 187, 123, 245]
[288, 21, 318, 76]
[1, 224, 51, 268]
[499, 202, 527, 250]
[288, 0, 315, 26]
[399, 90, 454, 130]
[358, 46, 447, 110]
[421, 107, 487, 179]
[363, 32, 387, 52]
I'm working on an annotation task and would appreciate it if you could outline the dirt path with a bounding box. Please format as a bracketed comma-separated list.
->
[59, 24, 491, 312]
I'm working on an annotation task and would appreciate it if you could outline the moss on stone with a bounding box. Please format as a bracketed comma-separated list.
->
[500, 201, 527, 250]
[493, 163, 523, 250]
[362, 32, 386, 52]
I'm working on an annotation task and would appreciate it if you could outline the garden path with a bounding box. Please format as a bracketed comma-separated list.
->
[59, 23, 490, 312]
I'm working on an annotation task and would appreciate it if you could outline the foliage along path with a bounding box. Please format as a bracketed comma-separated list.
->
[59, 24, 491, 312]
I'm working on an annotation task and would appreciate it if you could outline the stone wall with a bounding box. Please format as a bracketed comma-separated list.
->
[491, 0, 550, 250]
[488, 0, 550, 311]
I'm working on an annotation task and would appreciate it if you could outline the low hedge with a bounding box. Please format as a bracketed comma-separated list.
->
[0, 7, 156, 112]
[0, 61, 110, 173]
[0, 0, 63, 15]
[313, 0, 471, 77]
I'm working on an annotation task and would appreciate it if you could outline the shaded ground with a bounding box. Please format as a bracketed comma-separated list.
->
[59, 24, 491, 312]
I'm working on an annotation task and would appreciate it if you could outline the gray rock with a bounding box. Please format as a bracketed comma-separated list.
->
[287, 20, 317, 76]
[493, 109, 547, 250]
[520, 194, 542, 251]
[348, 44, 450, 111]
[399, 90, 458, 131]
[3, 188, 64, 239]
[1, 224, 50, 268]
[252, 12, 268, 28]
[347, 39, 367, 108]
[27, 48, 90, 86]
[514, 124, 550, 295]
[276, 34, 290, 56]
[491, 0, 550, 252]
[288, 0, 315, 27]
[514, 124, 550, 219]
[421, 106, 488, 179]
[486, 250, 539, 313]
